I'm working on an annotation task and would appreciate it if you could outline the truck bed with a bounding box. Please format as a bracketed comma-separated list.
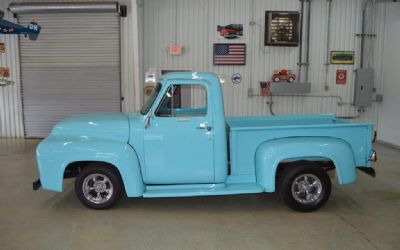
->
[225, 114, 373, 185]
[226, 114, 349, 130]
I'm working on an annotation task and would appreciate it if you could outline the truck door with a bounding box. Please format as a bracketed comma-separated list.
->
[143, 81, 214, 184]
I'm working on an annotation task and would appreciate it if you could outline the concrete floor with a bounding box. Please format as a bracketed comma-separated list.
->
[0, 139, 399, 250]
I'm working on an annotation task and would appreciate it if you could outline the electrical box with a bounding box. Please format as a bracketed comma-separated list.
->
[354, 68, 374, 107]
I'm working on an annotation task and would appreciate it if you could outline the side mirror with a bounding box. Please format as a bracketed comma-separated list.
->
[145, 115, 152, 129]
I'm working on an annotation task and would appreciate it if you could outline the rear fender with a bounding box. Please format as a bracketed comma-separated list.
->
[255, 137, 356, 192]
[36, 137, 145, 197]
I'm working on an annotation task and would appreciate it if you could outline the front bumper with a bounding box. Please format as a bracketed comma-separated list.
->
[33, 179, 41, 190]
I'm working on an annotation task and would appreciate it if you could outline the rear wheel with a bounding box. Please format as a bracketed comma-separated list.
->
[75, 165, 123, 209]
[278, 162, 331, 212]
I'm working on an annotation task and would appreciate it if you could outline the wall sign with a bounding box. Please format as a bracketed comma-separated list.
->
[231, 73, 242, 84]
[217, 24, 243, 39]
[213, 43, 246, 65]
[0, 67, 10, 77]
[336, 70, 347, 84]
[168, 44, 183, 55]
[331, 51, 354, 64]
[0, 42, 4, 53]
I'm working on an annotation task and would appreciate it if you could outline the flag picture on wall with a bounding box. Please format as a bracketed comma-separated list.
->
[213, 43, 246, 65]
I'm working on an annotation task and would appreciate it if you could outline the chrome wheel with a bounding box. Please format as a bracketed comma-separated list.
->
[291, 174, 322, 204]
[82, 173, 114, 204]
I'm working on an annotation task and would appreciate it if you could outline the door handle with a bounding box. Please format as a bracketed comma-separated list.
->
[197, 123, 212, 131]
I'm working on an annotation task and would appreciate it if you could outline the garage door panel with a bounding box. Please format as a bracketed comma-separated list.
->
[19, 13, 121, 138]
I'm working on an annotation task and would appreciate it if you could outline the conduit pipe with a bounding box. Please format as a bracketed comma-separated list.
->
[323, 0, 332, 91]
[304, 0, 312, 83]
[297, 0, 305, 82]
[8, 2, 119, 14]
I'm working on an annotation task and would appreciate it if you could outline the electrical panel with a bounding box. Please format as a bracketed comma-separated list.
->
[354, 68, 374, 107]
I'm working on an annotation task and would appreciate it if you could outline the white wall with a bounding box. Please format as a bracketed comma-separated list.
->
[140, 0, 386, 122]
[0, 0, 392, 138]
[377, 3, 400, 147]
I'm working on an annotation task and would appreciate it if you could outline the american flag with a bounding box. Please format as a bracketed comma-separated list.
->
[213, 43, 246, 65]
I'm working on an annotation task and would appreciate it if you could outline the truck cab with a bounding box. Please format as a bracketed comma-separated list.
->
[134, 72, 228, 184]
[34, 72, 376, 212]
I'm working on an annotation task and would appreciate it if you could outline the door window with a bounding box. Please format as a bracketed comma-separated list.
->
[156, 84, 207, 117]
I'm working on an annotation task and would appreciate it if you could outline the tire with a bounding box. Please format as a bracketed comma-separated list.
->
[288, 77, 294, 83]
[273, 77, 280, 82]
[278, 162, 331, 212]
[75, 164, 123, 209]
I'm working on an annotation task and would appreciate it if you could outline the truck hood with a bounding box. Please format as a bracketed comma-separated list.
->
[51, 112, 130, 142]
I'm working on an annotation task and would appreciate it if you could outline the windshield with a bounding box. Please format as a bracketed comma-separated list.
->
[140, 83, 162, 115]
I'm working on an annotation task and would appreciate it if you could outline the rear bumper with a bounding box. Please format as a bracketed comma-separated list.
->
[33, 179, 41, 190]
[357, 167, 376, 177]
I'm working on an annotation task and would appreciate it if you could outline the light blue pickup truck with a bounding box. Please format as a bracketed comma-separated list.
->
[34, 72, 376, 212]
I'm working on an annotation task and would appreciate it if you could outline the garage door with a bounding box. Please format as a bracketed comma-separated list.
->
[18, 13, 121, 138]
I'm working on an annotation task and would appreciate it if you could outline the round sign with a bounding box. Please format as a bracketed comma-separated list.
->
[231, 73, 242, 84]
[338, 73, 345, 80]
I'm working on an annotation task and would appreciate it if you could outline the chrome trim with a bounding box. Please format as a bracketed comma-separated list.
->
[369, 150, 377, 162]
[82, 173, 114, 204]
[291, 174, 322, 204]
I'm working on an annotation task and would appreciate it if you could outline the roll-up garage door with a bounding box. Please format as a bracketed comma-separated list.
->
[18, 13, 121, 138]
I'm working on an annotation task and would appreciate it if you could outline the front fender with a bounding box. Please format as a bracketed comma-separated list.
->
[255, 137, 356, 192]
[36, 136, 145, 197]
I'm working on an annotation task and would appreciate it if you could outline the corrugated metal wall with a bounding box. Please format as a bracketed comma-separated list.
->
[0, 0, 139, 137]
[0, 0, 24, 137]
[0, 0, 388, 137]
[141, 0, 386, 123]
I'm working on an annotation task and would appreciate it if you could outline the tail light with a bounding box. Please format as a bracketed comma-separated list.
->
[369, 150, 377, 162]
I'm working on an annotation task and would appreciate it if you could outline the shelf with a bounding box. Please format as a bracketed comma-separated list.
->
[270, 82, 311, 94]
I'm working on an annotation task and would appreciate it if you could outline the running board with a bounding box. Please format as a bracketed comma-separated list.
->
[143, 183, 264, 198]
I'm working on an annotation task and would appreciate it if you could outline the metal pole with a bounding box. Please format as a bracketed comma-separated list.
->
[360, 1, 368, 68]
[323, 0, 332, 91]
[297, 0, 305, 82]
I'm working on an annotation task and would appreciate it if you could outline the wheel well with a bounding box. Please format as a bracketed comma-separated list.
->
[64, 161, 122, 180]
[275, 160, 336, 185]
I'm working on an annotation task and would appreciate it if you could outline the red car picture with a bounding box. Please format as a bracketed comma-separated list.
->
[272, 69, 296, 83]
[217, 24, 243, 39]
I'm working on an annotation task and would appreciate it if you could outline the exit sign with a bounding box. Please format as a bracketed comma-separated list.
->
[168, 45, 183, 55]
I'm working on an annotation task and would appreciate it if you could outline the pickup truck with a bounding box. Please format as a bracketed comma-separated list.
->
[34, 72, 376, 212]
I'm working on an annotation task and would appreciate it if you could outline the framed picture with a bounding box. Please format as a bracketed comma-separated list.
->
[213, 43, 246, 65]
[217, 24, 243, 39]
[330, 51, 355, 64]
[264, 11, 300, 47]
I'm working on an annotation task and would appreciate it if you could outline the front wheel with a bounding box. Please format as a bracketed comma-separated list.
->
[278, 163, 331, 212]
[75, 165, 123, 209]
